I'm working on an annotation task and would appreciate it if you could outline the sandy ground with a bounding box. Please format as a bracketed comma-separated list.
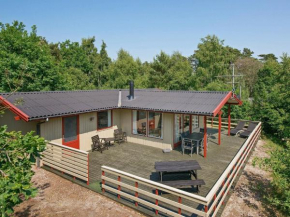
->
[221, 140, 282, 217]
[13, 167, 144, 217]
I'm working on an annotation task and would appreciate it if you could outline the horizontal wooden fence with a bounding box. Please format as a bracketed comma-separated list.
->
[207, 117, 252, 129]
[101, 121, 261, 217]
[42, 142, 89, 185]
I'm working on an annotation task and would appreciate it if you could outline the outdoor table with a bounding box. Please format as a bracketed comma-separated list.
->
[184, 132, 204, 155]
[155, 160, 202, 182]
[102, 137, 115, 146]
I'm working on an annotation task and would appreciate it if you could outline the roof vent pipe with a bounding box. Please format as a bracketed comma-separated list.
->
[129, 80, 134, 100]
[118, 90, 122, 107]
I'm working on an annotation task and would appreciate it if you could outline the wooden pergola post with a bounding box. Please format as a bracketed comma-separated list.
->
[228, 104, 231, 136]
[203, 116, 207, 158]
[218, 111, 222, 145]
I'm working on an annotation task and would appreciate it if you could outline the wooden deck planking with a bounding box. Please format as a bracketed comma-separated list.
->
[89, 128, 245, 197]
[87, 128, 247, 216]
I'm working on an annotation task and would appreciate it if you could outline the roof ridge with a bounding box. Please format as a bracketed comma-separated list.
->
[134, 89, 230, 94]
[0, 89, 230, 95]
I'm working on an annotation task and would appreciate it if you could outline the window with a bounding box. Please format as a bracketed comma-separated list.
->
[183, 115, 190, 134]
[133, 110, 147, 135]
[97, 110, 112, 130]
[132, 110, 163, 138]
[174, 114, 182, 143]
[148, 112, 163, 138]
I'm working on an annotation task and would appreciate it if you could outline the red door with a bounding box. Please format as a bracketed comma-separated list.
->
[62, 115, 79, 149]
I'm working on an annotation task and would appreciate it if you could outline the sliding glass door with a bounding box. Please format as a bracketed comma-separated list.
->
[174, 114, 199, 146]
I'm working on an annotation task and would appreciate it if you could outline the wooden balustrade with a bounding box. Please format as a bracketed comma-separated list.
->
[42, 142, 89, 184]
[101, 121, 261, 217]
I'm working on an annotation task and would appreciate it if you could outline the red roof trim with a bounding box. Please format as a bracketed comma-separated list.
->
[0, 95, 30, 122]
[233, 94, 243, 105]
[213, 91, 232, 117]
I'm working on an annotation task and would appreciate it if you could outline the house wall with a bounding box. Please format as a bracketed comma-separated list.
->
[79, 111, 118, 151]
[0, 109, 37, 134]
[1, 108, 176, 151]
[119, 109, 174, 150]
[199, 116, 205, 128]
[39, 111, 120, 152]
[40, 117, 62, 144]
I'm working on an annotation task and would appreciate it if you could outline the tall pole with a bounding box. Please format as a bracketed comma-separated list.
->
[203, 116, 207, 158]
[218, 111, 222, 145]
[232, 63, 235, 97]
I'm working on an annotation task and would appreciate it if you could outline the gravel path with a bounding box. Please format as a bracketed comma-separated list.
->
[13, 166, 144, 217]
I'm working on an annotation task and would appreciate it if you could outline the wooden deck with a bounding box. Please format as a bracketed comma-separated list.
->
[88, 128, 246, 197]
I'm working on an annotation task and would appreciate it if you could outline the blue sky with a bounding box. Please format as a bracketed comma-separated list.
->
[1, 0, 290, 61]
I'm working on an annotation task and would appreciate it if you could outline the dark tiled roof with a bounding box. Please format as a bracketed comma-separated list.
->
[0, 89, 232, 121]
[121, 90, 230, 115]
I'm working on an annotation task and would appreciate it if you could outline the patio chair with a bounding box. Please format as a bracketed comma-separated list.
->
[181, 132, 189, 139]
[239, 122, 257, 138]
[182, 138, 195, 157]
[114, 128, 127, 145]
[91, 135, 108, 153]
[230, 121, 246, 136]
[199, 134, 209, 154]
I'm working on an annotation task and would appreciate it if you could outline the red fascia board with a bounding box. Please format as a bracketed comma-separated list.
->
[212, 91, 232, 117]
[0, 95, 30, 122]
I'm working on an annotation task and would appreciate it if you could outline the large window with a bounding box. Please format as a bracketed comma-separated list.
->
[183, 115, 190, 134]
[133, 110, 163, 138]
[133, 110, 147, 135]
[97, 110, 112, 130]
[174, 114, 182, 143]
[148, 112, 163, 138]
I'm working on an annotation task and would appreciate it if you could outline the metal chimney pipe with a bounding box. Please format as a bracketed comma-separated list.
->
[129, 80, 134, 100]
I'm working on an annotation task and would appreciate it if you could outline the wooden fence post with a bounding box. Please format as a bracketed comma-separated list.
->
[155, 189, 159, 215]
[118, 176, 121, 199]
[135, 182, 138, 207]
[178, 197, 182, 214]
[102, 171, 105, 193]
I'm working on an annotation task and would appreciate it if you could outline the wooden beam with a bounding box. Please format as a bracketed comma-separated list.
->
[218, 111, 222, 145]
[204, 116, 207, 158]
[228, 104, 231, 136]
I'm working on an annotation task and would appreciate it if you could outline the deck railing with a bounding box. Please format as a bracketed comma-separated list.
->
[207, 117, 252, 129]
[101, 121, 261, 217]
[42, 142, 89, 185]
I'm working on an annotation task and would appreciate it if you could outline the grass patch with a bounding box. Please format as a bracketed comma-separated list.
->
[253, 135, 290, 216]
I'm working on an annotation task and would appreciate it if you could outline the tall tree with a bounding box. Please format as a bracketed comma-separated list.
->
[103, 49, 141, 89]
[235, 57, 263, 96]
[99, 40, 111, 87]
[242, 48, 254, 57]
[253, 54, 290, 138]
[150, 51, 193, 90]
[192, 35, 241, 88]
[258, 53, 278, 62]
[0, 21, 64, 92]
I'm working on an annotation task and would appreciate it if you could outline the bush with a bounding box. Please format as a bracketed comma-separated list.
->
[254, 138, 290, 215]
[0, 126, 46, 216]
